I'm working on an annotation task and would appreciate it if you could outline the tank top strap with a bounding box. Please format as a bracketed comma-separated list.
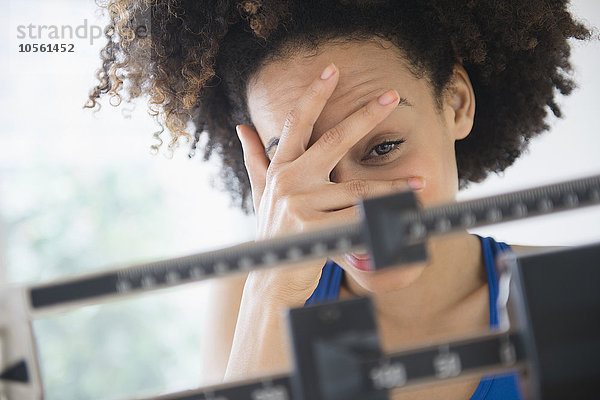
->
[476, 235, 512, 328]
[304, 259, 343, 305]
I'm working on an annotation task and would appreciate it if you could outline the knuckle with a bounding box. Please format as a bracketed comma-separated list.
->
[271, 179, 288, 199]
[284, 193, 301, 212]
[275, 168, 293, 186]
[268, 170, 288, 194]
[298, 212, 320, 230]
[361, 102, 376, 119]
[279, 194, 293, 211]
[297, 214, 313, 230]
[348, 205, 362, 220]
[270, 168, 301, 198]
[297, 218, 311, 232]
[283, 109, 299, 132]
[391, 179, 408, 191]
[305, 84, 322, 101]
[346, 179, 370, 199]
[320, 126, 344, 147]
[284, 195, 310, 224]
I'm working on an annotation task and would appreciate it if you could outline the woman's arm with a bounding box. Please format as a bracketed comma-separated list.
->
[225, 63, 410, 381]
[197, 272, 248, 386]
[224, 264, 320, 382]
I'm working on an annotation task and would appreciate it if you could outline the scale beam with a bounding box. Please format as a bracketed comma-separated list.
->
[24, 174, 600, 314]
[1, 175, 599, 400]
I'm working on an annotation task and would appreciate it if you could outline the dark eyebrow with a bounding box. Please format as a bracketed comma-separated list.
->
[264, 137, 279, 159]
[370, 96, 412, 109]
[396, 97, 412, 107]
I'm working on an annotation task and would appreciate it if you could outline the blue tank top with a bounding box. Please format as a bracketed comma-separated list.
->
[304, 235, 522, 399]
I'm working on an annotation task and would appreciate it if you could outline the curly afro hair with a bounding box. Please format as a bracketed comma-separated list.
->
[86, 0, 591, 213]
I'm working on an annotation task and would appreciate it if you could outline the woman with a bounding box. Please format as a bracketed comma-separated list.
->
[87, 1, 591, 398]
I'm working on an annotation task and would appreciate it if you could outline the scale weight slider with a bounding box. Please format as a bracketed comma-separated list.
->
[288, 297, 386, 400]
[507, 243, 600, 400]
[360, 190, 428, 270]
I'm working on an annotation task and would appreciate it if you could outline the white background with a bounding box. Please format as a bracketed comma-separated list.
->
[0, 0, 598, 259]
[0, 1, 598, 399]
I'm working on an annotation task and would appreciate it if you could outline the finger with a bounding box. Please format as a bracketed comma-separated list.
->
[292, 177, 421, 212]
[299, 89, 400, 175]
[237, 124, 269, 210]
[271, 63, 340, 164]
[304, 205, 363, 231]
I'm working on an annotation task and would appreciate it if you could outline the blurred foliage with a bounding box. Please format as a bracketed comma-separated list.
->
[33, 291, 205, 400]
[0, 163, 170, 283]
[0, 162, 205, 400]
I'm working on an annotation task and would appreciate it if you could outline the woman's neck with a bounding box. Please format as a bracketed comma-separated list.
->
[342, 232, 488, 346]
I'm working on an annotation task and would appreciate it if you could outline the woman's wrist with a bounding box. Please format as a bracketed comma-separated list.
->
[243, 262, 324, 306]
[225, 272, 309, 381]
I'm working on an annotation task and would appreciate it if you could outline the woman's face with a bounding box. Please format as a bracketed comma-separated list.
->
[245, 38, 475, 292]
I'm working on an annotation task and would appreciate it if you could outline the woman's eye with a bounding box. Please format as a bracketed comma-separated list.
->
[363, 139, 406, 161]
[374, 142, 395, 155]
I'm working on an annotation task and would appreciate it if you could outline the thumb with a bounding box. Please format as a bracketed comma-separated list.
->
[237, 124, 269, 211]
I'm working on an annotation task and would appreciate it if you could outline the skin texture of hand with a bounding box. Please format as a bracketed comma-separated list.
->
[236, 62, 419, 295]
[226, 63, 419, 380]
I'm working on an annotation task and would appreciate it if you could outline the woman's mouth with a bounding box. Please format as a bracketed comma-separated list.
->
[344, 253, 375, 271]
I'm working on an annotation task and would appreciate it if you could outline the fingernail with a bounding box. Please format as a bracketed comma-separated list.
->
[378, 89, 399, 106]
[235, 125, 242, 138]
[408, 176, 425, 191]
[320, 63, 336, 80]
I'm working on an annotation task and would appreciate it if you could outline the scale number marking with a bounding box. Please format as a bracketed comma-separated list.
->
[433, 348, 462, 379]
[460, 212, 476, 226]
[537, 198, 553, 212]
[286, 247, 303, 261]
[141, 275, 156, 288]
[370, 361, 407, 390]
[251, 384, 289, 400]
[116, 280, 131, 293]
[410, 222, 427, 239]
[436, 218, 451, 232]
